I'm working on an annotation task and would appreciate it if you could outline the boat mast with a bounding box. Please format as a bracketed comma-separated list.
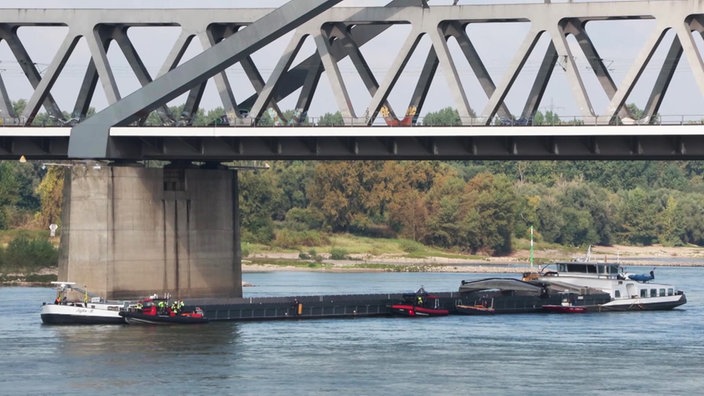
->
[530, 225, 534, 269]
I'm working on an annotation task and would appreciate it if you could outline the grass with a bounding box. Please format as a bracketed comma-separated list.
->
[322, 234, 486, 260]
[0, 229, 54, 247]
[246, 257, 334, 270]
[243, 232, 500, 262]
[1, 228, 572, 272]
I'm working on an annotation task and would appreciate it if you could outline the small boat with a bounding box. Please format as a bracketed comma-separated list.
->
[119, 296, 208, 325]
[455, 299, 495, 315]
[542, 304, 587, 313]
[40, 282, 130, 325]
[542, 298, 588, 313]
[389, 287, 449, 317]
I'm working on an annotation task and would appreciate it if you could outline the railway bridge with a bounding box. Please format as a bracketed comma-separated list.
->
[2, 0, 704, 298]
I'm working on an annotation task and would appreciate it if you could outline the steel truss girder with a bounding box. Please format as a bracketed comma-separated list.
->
[97, 128, 704, 161]
[0, 2, 702, 158]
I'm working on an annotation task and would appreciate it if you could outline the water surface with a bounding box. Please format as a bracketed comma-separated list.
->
[1, 268, 702, 395]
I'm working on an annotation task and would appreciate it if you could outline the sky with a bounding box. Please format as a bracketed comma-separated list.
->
[0, 0, 702, 123]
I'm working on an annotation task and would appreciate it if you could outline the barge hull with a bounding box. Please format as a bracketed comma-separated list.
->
[185, 291, 616, 322]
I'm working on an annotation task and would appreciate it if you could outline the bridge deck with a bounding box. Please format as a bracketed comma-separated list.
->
[3, 125, 704, 160]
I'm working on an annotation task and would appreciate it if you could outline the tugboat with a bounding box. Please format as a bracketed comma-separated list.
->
[119, 296, 208, 324]
[524, 246, 687, 311]
[389, 287, 449, 317]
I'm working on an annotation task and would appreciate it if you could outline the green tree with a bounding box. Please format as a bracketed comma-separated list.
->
[0, 162, 19, 229]
[536, 194, 565, 244]
[556, 181, 612, 246]
[204, 107, 228, 125]
[317, 111, 344, 126]
[238, 169, 277, 243]
[35, 166, 65, 227]
[422, 172, 465, 247]
[422, 107, 464, 126]
[274, 161, 314, 214]
[615, 187, 660, 245]
[676, 193, 704, 245]
[657, 195, 683, 246]
[307, 161, 385, 233]
[457, 173, 518, 255]
[12, 99, 26, 120]
[254, 108, 275, 126]
[383, 162, 447, 240]
[513, 182, 547, 240]
[532, 110, 561, 126]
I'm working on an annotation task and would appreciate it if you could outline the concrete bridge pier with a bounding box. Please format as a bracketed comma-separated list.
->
[57, 163, 242, 300]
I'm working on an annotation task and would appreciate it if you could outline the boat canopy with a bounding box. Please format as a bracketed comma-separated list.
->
[459, 278, 545, 294]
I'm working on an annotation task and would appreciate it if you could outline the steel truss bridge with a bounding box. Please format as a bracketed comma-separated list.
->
[1, 0, 704, 160]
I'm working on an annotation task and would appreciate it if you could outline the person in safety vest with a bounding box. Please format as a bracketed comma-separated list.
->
[157, 300, 166, 314]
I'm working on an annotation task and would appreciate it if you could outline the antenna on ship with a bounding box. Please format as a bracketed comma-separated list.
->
[529, 225, 534, 269]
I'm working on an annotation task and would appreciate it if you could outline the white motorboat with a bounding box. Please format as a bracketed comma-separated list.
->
[40, 282, 130, 325]
[523, 246, 687, 311]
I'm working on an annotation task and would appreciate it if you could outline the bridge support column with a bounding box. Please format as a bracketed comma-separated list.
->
[57, 164, 242, 300]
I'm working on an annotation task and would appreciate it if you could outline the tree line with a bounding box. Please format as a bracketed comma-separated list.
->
[238, 159, 704, 255]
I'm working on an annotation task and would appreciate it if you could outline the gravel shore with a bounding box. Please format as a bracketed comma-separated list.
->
[243, 244, 704, 273]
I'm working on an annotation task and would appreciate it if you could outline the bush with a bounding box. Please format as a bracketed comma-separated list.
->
[399, 239, 424, 254]
[25, 273, 57, 283]
[329, 248, 348, 260]
[273, 229, 330, 249]
[241, 224, 275, 245]
[284, 207, 325, 231]
[348, 217, 396, 238]
[0, 236, 58, 272]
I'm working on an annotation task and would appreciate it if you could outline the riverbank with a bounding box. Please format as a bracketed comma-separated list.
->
[242, 244, 704, 273]
[4, 244, 703, 287]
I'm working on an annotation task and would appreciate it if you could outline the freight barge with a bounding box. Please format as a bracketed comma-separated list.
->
[180, 285, 609, 322]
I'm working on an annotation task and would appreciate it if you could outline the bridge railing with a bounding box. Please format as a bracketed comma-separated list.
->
[2, 114, 704, 128]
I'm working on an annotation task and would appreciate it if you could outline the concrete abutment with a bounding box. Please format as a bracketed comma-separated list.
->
[58, 164, 242, 300]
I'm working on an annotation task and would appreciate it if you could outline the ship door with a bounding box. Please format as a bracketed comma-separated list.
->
[626, 283, 637, 299]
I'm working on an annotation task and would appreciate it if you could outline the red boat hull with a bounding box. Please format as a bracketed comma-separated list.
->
[390, 304, 449, 317]
[542, 304, 587, 313]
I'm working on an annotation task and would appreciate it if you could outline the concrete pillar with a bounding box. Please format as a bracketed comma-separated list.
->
[58, 164, 242, 300]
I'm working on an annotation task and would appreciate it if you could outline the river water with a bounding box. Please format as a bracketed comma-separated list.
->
[1, 267, 703, 395]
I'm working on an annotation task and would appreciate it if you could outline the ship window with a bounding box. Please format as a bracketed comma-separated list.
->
[668, 288, 674, 296]
[640, 289, 648, 298]
[614, 290, 621, 298]
[650, 289, 657, 297]
[659, 288, 666, 296]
